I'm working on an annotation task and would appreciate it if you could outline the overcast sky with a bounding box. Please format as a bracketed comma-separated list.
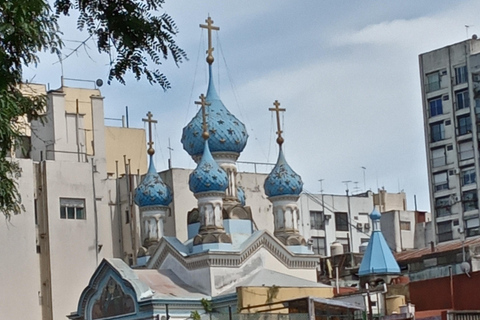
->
[23, 1, 480, 211]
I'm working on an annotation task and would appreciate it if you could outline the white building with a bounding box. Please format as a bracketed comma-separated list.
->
[420, 37, 480, 243]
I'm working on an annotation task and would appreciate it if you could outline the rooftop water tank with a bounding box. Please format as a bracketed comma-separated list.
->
[330, 241, 344, 256]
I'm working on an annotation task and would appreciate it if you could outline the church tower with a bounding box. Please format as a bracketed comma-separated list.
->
[181, 17, 248, 207]
[358, 209, 400, 287]
[188, 94, 232, 249]
[134, 112, 172, 254]
[264, 100, 308, 252]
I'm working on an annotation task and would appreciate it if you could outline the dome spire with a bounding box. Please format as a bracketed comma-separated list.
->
[269, 100, 285, 146]
[200, 16, 219, 65]
[142, 111, 157, 156]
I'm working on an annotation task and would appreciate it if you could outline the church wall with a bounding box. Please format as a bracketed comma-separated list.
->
[209, 247, 318, 296]
[0, 158, 43, 320]
[160, 252, 212, 295]
[42, 160, 101, 320]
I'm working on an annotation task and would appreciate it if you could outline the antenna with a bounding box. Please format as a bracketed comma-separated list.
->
[361, 166, 366, 191]
[466, 25, 474, 39]
[167, 138, 174, 169]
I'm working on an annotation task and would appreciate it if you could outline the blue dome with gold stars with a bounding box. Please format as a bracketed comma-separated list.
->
[134, 156, 173, 207]
[189, 140, 229, 194]
[264, 149, 303, 197]
[181, 66, 248, 158]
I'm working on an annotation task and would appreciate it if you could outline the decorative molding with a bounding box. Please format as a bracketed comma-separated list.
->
[149, 232, 318, 271]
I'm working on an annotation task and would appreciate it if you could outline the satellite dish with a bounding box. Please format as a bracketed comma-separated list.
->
[96, 79, 104, 87]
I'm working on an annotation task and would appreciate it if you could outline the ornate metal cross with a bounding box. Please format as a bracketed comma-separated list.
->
[200, 16, 220, 65]
[269, 100, 286, 146]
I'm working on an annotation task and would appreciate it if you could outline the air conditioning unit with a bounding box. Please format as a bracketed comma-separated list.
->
[356, 222, 363, 230]
[364, 223, 370, 229]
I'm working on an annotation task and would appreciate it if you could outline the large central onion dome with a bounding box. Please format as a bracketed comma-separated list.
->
[182, 66, 248, 159]
[264, 149, 303, 198]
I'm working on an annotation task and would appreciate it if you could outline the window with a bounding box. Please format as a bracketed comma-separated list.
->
[335, 212, 349, 231]
[430, 122, 444, 142]
[400, 221, 411, 231]
[437, 221, 453, 242]
[432, 147, 446, 167]
[60, 198, 85, 220]
[462, 190, 478, 212]
[465, 218, 480, 238]
[433, 172, 448, 192]
[457, 114, 472, 135]
[462, 168, 476, 186]
[429, 97, 443, 117]
[310, 211, 324, 230]
[125, 209, 130, 224]
[311, 237, 326, 255]
[456, 90, 470, 110]
[459, 141, 474, 160]
[455, 65, 468, 85]
[435, 196, 451, 218]
[426, 72, 441, 93]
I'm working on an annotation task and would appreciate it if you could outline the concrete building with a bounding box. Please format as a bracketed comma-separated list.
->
[420, 37, 480, 243]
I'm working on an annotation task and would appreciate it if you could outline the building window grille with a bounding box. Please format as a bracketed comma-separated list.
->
[310, 211, 324, 230]
[432, 147, 446, 167]
[435, 196, 451, 218]
[335, 212, 349, 231]
[459, 141, 474, 160]
[311, 236, 326, 255]
[437, 220, 453, 242]
[429, 97, 443, 117]
[465, 218, 480, 238]
[457, 114, 472, 135]
[455, 65, 468, 85]
[462, 168, 476, 186]
[462, 190, 478, 212]
[456, 90, 470, 110]
[430, 122, 445, 142]
[426, 72, 441, 92]
[60, 198, 86, 220]
[433, 172, 448, 191]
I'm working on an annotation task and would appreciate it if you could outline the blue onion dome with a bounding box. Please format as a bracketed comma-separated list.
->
[134, 156, 173, 207]
[237, 186, 246, 206]
[264, 148, 303, 197]
[181, 66, 248, 159]
[370, 209, 381, 221]
[189, 139, 229, 194]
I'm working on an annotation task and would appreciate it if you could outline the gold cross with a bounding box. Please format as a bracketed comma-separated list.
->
[200, 16, 220, 65]
[195, 94, 211, 140]
[269, 100, 286, 146]
[142, 111, 158, 155]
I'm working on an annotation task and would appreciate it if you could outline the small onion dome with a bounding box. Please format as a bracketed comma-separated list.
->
[370, 208, 381, 221]
[189, 140, 229, 194]
[134, 157, 172, 207]
[181, 66, 248, 159]
[237, 186, 246, 206]
[264, 148, 303, 197]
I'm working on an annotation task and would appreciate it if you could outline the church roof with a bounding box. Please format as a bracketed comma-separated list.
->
[134, 156, 172, 207]
[189, 140, 228, 194]
[181, 65, 248, 158]
[358, 209, 400, 276]
[264, 148, 303, 197]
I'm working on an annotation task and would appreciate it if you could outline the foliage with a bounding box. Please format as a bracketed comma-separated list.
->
[54, 0, 187, 89]
[0, 0, 186, 217]
[0, 0, 61, 217]
[190, 310, 201, 320]
[201, 298, 213, 313]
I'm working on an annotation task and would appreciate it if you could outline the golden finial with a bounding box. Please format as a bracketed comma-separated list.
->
[195, 94, 211, 140]
[269, 100, 286, 146]
[142, 111, 158, 156]
[200, 16, 220, 65]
